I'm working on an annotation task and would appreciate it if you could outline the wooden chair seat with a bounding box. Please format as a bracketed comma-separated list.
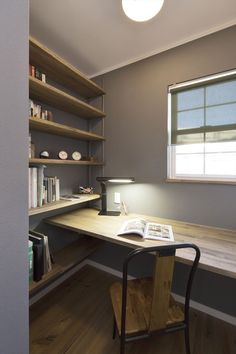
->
[110, 278, 184, 336]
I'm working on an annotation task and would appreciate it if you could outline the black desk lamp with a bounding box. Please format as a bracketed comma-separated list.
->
[96, 177, 135, 216]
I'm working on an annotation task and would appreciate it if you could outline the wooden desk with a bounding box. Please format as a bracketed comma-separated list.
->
[46, 208, 236, 279]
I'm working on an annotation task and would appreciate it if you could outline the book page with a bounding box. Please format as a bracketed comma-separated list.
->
[145, 223, 174, 241]
[118, 218, 146, 237]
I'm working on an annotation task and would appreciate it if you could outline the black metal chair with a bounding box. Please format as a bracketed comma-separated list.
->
[110, 243, 200, 354]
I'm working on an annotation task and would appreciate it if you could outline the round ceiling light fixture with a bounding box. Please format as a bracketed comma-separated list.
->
[122, 0, 164, 22]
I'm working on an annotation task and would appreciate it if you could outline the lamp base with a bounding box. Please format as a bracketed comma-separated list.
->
[98, 210, 121, 216]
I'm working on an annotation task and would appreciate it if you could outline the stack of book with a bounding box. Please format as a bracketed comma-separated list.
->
[29, 230, 53, 282]
[29, 99, 53, 121]
[29, 166, 60, 209]
[29, 64, 46, 83]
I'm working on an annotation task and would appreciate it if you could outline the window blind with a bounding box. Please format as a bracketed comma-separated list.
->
[169, 70, 236, 145]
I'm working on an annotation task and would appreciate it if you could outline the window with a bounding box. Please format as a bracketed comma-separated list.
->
[167, 69, 236, 183]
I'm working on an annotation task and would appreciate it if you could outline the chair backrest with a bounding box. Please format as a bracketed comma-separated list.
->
[121, 243, 200, 334]
[149, 250, 175, 331]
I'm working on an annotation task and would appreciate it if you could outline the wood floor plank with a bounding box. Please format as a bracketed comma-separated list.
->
[30, 266, 236, 354]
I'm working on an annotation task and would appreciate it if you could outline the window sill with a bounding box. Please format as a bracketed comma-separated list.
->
[166, 178, 236, 186]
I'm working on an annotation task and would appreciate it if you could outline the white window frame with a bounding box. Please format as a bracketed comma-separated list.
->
[167, 69, 236, 184]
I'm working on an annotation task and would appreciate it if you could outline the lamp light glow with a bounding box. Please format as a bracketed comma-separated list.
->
[122, 0, 164, 22]
[96, 177, 135, 216]
[108, 178, 134, 183]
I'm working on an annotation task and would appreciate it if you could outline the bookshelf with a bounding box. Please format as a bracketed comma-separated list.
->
[29, 117, 105, 141]
[29, 194, 100, 216]
[29, 76, 105, 118]
[29, 36, 105, 214]
[29, 36, 105, 296]
[29, 237, 103, 297]
[29, 158, 104, 166]
[29, 36, 105, 98]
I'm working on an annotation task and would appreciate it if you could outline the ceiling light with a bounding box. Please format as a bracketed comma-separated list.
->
[122, 0, 164, 22]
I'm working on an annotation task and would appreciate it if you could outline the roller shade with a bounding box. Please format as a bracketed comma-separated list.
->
[169, 70, 236, 145]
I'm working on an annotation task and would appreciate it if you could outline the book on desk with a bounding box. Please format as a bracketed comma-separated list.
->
[118, 218, 174, 242]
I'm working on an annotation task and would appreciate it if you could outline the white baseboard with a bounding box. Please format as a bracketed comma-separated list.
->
[173, 293, 236, 326]
[87, 260, 236, 326]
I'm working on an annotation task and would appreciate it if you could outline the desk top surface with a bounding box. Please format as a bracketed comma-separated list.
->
[46, 208, 236, 279]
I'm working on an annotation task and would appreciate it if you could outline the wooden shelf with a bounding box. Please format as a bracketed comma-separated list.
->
[29, 237, 102, 297]
[29, 76, 106, 119]
[29, 158, 104, 166]
[29, 194, 100, 216]
[29, 36, 105, 98]
[29, 117, 105, 141]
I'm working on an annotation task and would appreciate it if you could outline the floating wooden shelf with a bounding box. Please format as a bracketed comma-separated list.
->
[29, 76, 106, 119]
[29, 36, 105, 98]
[29, 237, 102, 297]
[29, 117, 105, 141]
[29, 194, 100, 216]
[29, 158, 104, 166]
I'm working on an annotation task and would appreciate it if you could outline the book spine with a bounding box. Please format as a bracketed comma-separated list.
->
[29, 99, 34, 117]
[43, 177, 48, 204]
[28, 168, 32, 209]
[55, 178, 60, 201]
[52, 177, 56, 202]
[48, 178, 52, 203]
[41, 73, 46, 83]
[31, 65, 35, 77]
[37, 166, 45, 207]
[35, 68, 41, 81]
[31, 167, 38, 208]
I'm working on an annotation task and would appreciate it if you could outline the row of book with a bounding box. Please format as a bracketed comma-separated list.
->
[29, 64, 46, 83]
[29, 166, 60, 209]
[29, 230, 53, 282]
[29, 99, 53, 121]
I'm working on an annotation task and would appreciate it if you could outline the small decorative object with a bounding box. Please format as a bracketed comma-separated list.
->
[89, 155, 97, 162]
[79, 186, 94, 194]
[80, 155, 97, 162]
[60, 194, 81, 200]
[39, 150, 50, 159]
[72, 151, 82, 161]
[58, 150, 68, 160]
[47, 111, 53, 121]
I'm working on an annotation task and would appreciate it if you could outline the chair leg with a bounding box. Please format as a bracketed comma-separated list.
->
[184, 326, 191, 354]
[120, 334, 125, 354]
[112, 315, 117, 339]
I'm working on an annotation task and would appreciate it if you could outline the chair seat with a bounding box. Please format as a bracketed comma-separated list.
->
[110, 278, 184, 336]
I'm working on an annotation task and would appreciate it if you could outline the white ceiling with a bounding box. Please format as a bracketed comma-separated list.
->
[30, 0, 236, 78]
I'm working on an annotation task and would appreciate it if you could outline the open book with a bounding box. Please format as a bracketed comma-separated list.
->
[118, 218, 174, 241]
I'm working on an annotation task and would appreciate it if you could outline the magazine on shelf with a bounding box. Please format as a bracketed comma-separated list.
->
[60, 194, 81, 201]
[118, 218, 174, 242]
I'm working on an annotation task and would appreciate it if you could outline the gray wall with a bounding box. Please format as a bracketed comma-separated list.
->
[102, 25, 236, 229]
[0, 1, 29, 353]
[91, 26, 236, 316]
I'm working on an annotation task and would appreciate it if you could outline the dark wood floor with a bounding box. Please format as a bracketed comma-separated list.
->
[30, 266, 236, 354]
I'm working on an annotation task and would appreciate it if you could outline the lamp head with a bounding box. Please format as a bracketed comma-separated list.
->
[96, 177, 135, 183]
[96, 177, 135, 216]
